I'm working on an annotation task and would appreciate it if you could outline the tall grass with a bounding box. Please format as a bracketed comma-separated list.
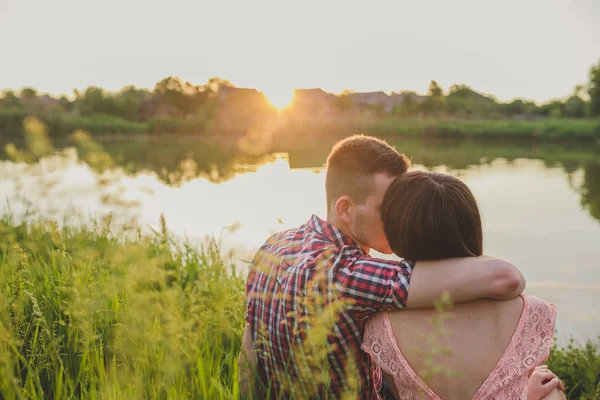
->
[0, 216, 598, 399]
[0, 216, 245, 399]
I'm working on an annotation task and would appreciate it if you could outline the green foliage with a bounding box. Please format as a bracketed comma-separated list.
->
[0, 110, 148, 137]
[0, 91, 23, 110]
[392, 91, 421, 116]
[589, 59, 600, 117]
[0, 108, 28, 137]
[153, 77, 211, 117]
[446, 85, 499, 118]
[20, 87, 38, 100]
[547, 338, 600, 399]
[366, 118, 600, 141]
[336, 94, 354, 111]
[1, 61, 600, 138]
[422, 80, 446, 114]
[580, 164, 600, 223]
[0, 216, 246, 399]
[62, 114, 148, 135]
[76, 86, 146, 121]
[148, 116, 209, 135]
[0, 215, 598, 399]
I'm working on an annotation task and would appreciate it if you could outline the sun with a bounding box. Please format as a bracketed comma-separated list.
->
[263, 88, 295, 110]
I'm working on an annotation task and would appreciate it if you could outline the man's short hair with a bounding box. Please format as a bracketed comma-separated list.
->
[325, 135, 410, 210]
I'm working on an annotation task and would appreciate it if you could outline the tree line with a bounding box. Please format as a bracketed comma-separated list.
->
[0, 60, 599, 137]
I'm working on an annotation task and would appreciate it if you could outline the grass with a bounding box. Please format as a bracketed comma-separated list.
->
[366, 118, 600, 141]
[0, 216, 598, 399]
[0, 110, 149, 137]
[0, 215, 246, 399]
[61, 114, 148, 135]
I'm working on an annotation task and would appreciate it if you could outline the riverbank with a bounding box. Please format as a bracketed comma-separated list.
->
[365, 117, 600, 141]
[0, 216, 598, 399]
[2, 109, 600, 142]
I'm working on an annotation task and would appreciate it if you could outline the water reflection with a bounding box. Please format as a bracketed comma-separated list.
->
[46, 136, 600, 226]
[581, 164, 600, 222]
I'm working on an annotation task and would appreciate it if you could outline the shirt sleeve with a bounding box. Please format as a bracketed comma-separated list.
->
[336, 255, 413, 315]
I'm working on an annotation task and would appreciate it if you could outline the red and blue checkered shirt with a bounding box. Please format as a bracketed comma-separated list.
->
[246, 215, 413, 399]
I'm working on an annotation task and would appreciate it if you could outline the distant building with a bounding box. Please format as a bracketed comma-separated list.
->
[348, 91, 423, 113]
[291, 89, 338, 115]
[218, 87, 267, 103]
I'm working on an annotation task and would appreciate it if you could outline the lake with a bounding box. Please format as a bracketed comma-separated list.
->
[2, 134, 599, 343]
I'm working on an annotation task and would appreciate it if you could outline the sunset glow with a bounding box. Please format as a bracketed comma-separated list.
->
[263, 88, 295, 110]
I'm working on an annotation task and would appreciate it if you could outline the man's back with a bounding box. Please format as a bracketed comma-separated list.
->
[245, 215, 412, 399]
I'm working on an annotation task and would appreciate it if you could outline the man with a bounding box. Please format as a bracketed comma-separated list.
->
[240, 135, 527, 399]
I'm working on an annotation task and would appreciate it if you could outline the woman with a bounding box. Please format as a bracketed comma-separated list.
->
[362, 171, 564, 400]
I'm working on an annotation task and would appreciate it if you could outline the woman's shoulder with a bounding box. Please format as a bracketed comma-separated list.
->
[522, 294, 557, 321]
[363, 313, 388, 339]
[507, 294, 556, 366]
[523, 293, 555, 308]
[362, 313, 396, 353]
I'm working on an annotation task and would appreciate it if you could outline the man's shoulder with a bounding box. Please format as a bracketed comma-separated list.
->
[351, 254, 414, 273]
[252, 223, 355, 268]
[260, 224, 309, 252]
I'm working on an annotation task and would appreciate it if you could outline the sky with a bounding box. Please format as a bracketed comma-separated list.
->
[0, 0, 599, 104]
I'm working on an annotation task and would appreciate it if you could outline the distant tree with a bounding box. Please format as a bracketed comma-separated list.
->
[522, 101, 540, 116]
[580, 163, 600, 223]
[563, 85, 587, 118]
[448, 84, 471, 98]
[20, 87, 38, 99]
[503, 99, 542, 117]
[391, 91, 421, 116]
[588, 60, 600, 116]
[504, 99, 524, 116]
[446, 84, 491, 117]
[422, 80, 445, 114]
[204, 77, 233, 94]
[154, 76, 208, 116]
[549, 107, 562, 119]
[111, 86, 149, 120]
[535, 100, 563, 117]
[59, 96, 74, 112]
[1, 90, 23, 109]
[336, 93, 354, 111]
[77, 86, 114, 116]
[428, 80, 443, 97]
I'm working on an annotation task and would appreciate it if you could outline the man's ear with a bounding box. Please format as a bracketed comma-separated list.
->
[334, 196, 353, 224]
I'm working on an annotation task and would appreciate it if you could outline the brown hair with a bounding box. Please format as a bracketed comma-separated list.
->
[325, 135, 410, 210]
[382, 171, 483, 261]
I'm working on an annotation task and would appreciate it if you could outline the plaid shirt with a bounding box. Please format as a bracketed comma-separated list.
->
[246, 215, 413, 399]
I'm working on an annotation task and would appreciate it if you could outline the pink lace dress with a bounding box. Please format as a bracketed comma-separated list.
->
[361, 295, 556, 399]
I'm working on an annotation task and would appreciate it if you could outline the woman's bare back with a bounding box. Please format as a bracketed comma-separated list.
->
[385, 296, 525, 400]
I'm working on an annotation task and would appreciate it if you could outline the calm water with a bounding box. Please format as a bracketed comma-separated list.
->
[2, 136, 600, 343]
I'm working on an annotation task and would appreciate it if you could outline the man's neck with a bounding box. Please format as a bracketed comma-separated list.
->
[326, 214, 370, 254]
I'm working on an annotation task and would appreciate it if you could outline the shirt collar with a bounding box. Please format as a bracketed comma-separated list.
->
[306, 214, 366, 254]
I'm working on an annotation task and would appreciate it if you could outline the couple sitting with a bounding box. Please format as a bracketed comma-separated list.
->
[240, 135, 564, 399]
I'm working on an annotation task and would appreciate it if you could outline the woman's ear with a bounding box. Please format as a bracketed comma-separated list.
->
[334, 196, 353, 224]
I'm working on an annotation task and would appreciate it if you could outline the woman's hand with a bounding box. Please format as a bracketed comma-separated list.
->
[527, 365, 565, 400]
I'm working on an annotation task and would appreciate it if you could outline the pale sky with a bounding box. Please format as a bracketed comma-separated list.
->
[0, 0, 599, 103]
